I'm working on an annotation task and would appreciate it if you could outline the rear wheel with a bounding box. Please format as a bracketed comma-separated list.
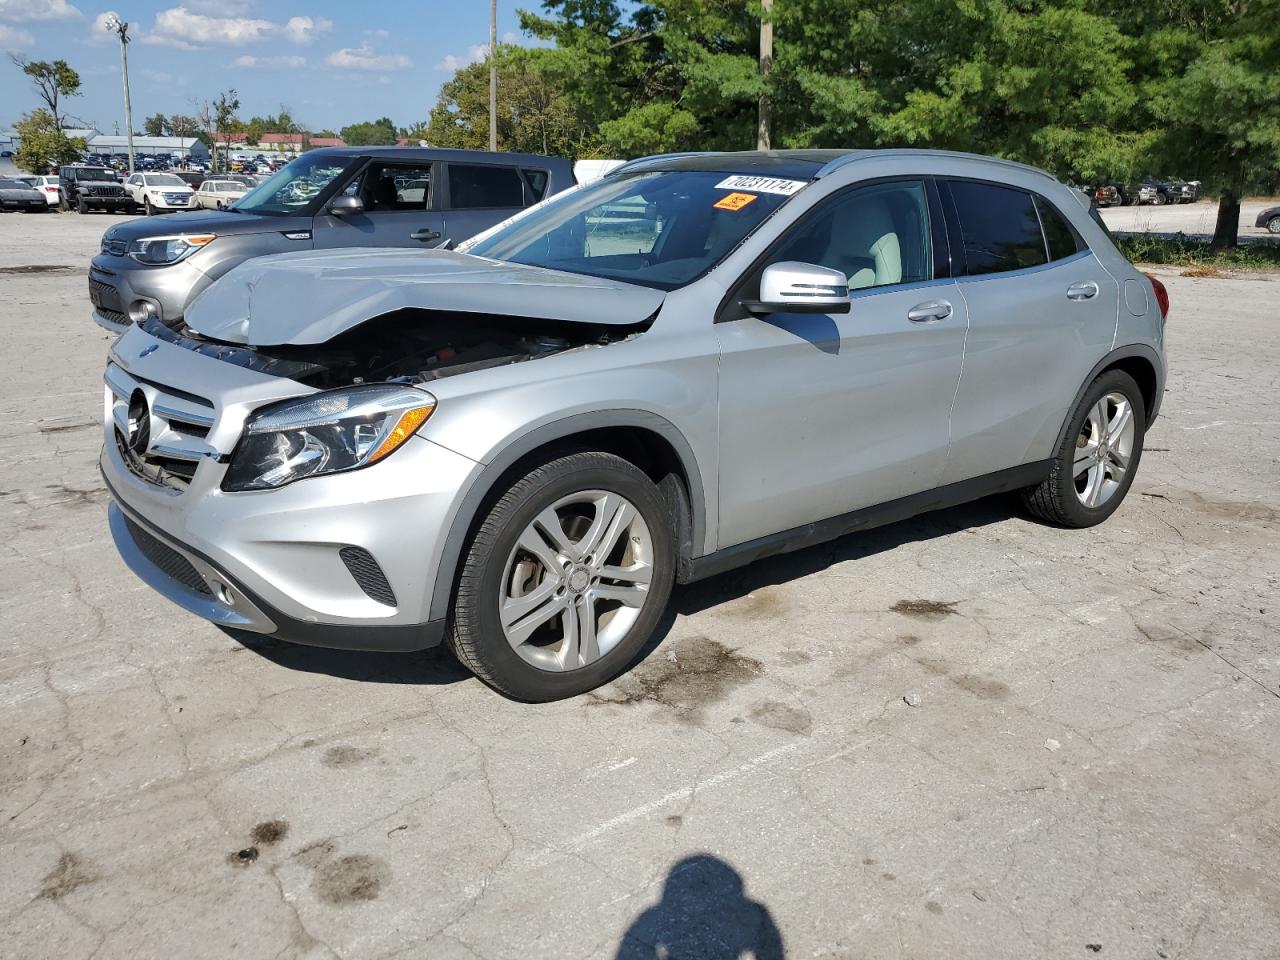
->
[450, 451, 675, 701]
[1021, 369, 1145, 528]
[1268, 216, 1280, 235]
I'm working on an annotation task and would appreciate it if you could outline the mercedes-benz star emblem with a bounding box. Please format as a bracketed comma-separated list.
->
[126, 389, 151, 456]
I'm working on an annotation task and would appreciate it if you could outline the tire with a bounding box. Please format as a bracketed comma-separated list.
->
[76, 197, 87, 214]
[450, 451, 676, 701]
[144, 198, 154, 216]
[1021, 369, 1146, 528]
[1268, 217, 1280, 235]
[1152, 193, 1165, 206]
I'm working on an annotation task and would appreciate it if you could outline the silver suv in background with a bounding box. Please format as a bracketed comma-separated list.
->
[88, 147, 574, 331]
[102, 149, 1167, 701]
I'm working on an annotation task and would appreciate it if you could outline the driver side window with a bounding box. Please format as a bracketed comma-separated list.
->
[769, 181, 932, 291]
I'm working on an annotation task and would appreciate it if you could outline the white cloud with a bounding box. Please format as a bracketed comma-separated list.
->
[283, 16, 331, 45]
[0, 0, 81, 22]
[326, 42, 412, 72]
[234, 54, 305, 68]
[434, 44, 488, 72]
[183, 0, 251, 13]
[136, 6, 327, 49]
[0, 23, 34, 51]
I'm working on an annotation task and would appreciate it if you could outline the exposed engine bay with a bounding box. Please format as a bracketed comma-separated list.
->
[141, 309, 648, 388]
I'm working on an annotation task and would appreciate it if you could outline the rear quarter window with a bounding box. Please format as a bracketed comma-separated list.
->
[1035, 196, 1087, 261]
[447, 164, 527, 209]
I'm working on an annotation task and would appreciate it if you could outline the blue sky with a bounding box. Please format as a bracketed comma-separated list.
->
[0, 0, 543, 133]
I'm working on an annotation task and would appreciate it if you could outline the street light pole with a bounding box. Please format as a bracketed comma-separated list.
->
[489, 0, 497, 152]
[757, 0, 773, 151]
[105, 16, 135, 174]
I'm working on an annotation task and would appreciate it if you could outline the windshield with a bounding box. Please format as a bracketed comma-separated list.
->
[232, 154, 356, 216]
[146, 174, 186, 187]
[78, 168, 117, 182]
[467, 170, 807, 290]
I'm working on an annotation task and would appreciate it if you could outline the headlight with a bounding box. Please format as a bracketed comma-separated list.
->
[127, 234, 215, 265]
[222, 384, 436, 492]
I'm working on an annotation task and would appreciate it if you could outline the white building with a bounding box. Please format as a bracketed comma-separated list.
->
[88, 135, 208, 159]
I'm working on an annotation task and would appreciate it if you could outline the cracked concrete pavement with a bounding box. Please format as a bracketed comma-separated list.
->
[1, 213, 1277, 959]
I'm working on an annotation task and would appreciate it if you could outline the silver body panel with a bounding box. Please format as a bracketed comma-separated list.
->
[101, 149, 1166, 649]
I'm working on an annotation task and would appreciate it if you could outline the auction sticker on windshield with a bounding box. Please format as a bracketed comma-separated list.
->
[713, 192, 758, 211]
[715, 175, 807, 196]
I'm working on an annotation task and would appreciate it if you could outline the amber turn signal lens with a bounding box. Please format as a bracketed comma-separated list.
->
[369, 405, 434, 464]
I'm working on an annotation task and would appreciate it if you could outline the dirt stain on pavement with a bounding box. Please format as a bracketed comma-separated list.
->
[314, 854, 389, 905]
[322, 745, 378, 767]
[37, 853, 95, 900]
[914, 657, 1010, 701]
[0, 265, 77, 275]
[251, 820, 289, 845]
[748, 699, 813, 735]
[48, 484, 107, 508]
[589, 635, 762, 722]
[1185, 492, 1278, 525]
[730, 586, 789, 619]
[891, 599, 960, 620]
[926, 901, 944, 915]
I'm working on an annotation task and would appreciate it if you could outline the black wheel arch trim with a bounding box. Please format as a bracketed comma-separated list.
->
[1053, 343, 1164, 453]
[427, 409, 707, 623]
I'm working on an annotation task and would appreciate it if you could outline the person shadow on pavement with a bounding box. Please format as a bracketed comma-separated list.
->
[614, 855, 785, 960]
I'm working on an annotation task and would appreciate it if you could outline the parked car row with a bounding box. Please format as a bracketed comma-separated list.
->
[1091, 177, 1203, 207]
[0, 177, 52, 212]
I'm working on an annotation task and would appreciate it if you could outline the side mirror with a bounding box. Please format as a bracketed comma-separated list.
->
[328, 195, 365, 217]
[744, 261, 851, 315]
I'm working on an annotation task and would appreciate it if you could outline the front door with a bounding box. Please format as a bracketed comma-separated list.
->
[715, 179, 969, 548]
[312, 160, 447, 249]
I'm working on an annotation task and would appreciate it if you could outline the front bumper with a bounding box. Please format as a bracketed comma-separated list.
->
[99, 336, 481, 650]
[79, 194, 132, 208]
[88, 252, 213, 327]
[1, 198, 46, 211]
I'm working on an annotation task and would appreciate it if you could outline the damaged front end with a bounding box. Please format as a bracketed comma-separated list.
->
[140, 308, 649, 389]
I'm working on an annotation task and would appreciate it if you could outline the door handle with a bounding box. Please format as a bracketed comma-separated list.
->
[411, 229, 442, 242]
[1067, 281, 1099, 301]
[907, 300, 953, 323]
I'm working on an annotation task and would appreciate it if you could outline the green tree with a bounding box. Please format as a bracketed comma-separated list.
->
[340, 117, 398, 146]
[426, 46, 580, 155]
[143, 113, 168, 137]
[166, 114, 202, 139]
[9, 57, 82, 127]
[1135, 0, 1280, 247]
[14, 109, 86, 174]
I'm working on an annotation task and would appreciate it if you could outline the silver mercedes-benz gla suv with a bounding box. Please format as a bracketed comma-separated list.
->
[102, 149, 1168, 701]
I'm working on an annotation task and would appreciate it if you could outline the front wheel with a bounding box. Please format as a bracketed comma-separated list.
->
[1021, 369, 1145, 528]
[75, 197, 87, 214]
[1268, 216, 1280, 235]
[144, 198, 154, 216]
[450, 451, 676, 701]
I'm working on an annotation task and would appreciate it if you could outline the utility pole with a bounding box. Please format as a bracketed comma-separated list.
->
[489, 0, 498, 152]
[757, 0, 773, 151]
[105, 16, 136, 174]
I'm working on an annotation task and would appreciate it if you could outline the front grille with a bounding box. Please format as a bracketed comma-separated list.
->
[106, 362, 217, 493]
[88, 185, 126, 197]
[161, 193, 190, 205]
[339, 547, 397, 607]
[97, 306, 128, 327]
[124, 516, 211, 595]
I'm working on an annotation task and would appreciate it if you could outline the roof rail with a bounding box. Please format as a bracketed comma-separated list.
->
[815, 148, 1055, 181]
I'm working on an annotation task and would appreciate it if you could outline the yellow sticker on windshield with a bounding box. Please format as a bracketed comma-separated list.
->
[714, 192, 758, 211]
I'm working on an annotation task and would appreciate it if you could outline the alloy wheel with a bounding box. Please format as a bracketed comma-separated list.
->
[1073, 391, 1135, 508]
[499, 490, 654, 672]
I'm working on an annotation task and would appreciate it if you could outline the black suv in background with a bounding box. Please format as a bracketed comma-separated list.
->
[59, 165, 133, 214]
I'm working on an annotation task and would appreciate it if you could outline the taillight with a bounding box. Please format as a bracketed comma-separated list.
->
[1144, 272, 1170, 321]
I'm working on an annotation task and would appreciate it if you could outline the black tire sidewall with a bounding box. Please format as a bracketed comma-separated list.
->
[454, 455, 675, 702]
[1051, 370, 1146, 526]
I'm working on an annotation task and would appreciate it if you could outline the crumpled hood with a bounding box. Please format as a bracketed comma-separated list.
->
[184, 247, 667, 346]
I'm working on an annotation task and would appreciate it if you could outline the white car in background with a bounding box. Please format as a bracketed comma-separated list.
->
[16, 175, 61, 207]
[193, 179, 249, 210]
[124, 172, 196, 215]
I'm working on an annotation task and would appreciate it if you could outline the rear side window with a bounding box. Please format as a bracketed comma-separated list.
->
[1035, 196, 1086, 261]
[448, 164, 527, 209]
[522, 168, 549, 203]
[947, 181, 1047, 275]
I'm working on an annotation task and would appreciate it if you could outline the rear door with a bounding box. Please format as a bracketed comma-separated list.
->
[441, 161, 549, 243]
[940, 179, 1118, 484]
[312, 160, 447, 250]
